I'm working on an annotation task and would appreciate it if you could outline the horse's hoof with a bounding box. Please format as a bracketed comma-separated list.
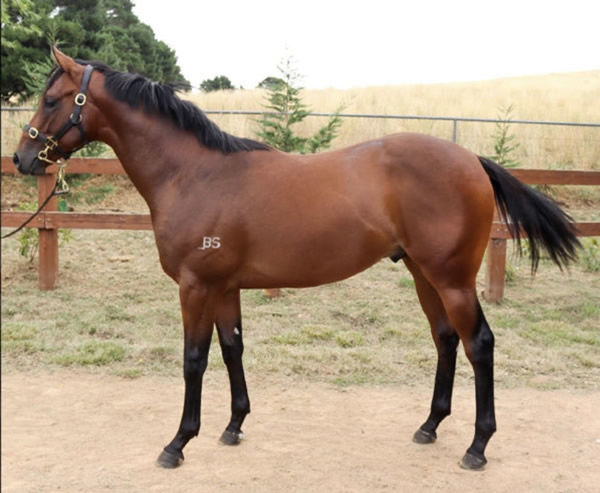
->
[157, 447, 184, 468]
[412, 428, 437, 444]
[460, 452, 487, 470]
[219, 429, 244, 446]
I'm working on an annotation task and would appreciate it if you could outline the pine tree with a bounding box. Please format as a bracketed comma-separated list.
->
[490, 105, 521, 168]
[256, 56, 342, 154]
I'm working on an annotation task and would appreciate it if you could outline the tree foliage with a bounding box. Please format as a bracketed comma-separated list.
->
[256, 57, 342, 154]
[257, 76, 285, 90]
[200, 75, 234, 92]
[489, 105, 521, 168]
[1, 0, 188, 102]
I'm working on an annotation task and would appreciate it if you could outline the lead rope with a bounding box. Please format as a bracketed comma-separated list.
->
[1, 164, 69, 240]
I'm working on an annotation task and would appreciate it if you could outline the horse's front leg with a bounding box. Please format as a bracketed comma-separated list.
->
[215, 289, 251, 445]
[157, 281, 219, 468]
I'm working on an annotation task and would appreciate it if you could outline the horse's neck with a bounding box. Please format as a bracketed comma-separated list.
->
[98, 107, 200, 211]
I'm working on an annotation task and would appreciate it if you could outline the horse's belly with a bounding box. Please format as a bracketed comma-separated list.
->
[237, 225, 396, 289]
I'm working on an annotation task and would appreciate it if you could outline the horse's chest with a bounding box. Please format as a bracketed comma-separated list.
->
[153, 221, 240, 284]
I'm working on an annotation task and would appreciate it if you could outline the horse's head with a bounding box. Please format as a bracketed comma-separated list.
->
[13, 47, 96, 175]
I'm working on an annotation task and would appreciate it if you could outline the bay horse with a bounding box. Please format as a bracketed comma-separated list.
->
[13, 47, 580, 470]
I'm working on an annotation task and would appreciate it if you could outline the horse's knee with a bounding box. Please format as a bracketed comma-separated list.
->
[221, 340, 244, 365]
[219, 324, 244, 364]
[435, 329, 459, 356]
[184, 345, 209, 378]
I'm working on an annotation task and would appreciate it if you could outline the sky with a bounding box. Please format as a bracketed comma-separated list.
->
[132, 0, 599, 89]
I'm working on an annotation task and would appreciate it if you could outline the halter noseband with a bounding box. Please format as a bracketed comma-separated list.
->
[24, 64, 95, 165]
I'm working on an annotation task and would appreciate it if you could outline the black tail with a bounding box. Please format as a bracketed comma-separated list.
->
[478, 156, 581, 272]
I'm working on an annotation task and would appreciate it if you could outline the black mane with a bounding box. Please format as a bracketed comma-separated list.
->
[47, 61, 271, 154]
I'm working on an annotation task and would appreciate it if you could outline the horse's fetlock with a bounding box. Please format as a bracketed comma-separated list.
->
[232, 395, 250, 416]
[476, 419, 497, 439]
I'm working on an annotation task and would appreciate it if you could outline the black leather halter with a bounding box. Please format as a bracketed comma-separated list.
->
[2, 64, 95, 240]
[24, 64, 95, 165]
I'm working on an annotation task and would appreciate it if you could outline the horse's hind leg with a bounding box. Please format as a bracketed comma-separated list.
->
[433, 282, 496, 470]
[215, 289, 250, 445]
[404, 258, 459, 444]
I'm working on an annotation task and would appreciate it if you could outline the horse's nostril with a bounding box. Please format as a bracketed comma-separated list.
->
[13, 152, 20, 166]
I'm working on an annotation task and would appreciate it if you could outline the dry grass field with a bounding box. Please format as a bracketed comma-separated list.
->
[2, 70, 599, 168]
[186, 70, 600, 169]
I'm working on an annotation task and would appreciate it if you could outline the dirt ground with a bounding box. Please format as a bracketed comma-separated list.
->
[2, 370, 599, 493]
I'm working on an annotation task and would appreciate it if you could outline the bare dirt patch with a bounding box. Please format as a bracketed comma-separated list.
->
[2, 370, 599, 493]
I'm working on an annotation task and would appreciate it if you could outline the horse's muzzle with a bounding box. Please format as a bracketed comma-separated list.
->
[12, 151, 46, 176]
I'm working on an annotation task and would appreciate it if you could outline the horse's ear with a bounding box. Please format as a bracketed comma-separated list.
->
[51, 46, 81, 76]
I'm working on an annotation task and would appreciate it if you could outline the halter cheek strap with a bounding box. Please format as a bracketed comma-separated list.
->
[24, 64, 95, 165]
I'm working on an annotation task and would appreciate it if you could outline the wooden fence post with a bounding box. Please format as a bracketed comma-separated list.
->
[484, 238, 507, 303]
[37, 172, 58, 290]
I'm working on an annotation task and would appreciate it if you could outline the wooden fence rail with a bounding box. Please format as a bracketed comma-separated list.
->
[2, 156, 599, 299]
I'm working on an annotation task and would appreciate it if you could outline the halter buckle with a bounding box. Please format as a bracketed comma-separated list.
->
[69, 112, 83, 124]
[46, 137, 58, 150]
[28, 127, 39, 139]
[74, 93, 87, 106]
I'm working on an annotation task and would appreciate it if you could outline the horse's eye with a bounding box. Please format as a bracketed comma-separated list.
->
[44, 97, 58, 110]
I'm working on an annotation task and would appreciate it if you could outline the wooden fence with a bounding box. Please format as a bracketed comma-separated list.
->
[484, 169, 600, 301]
[2, 156, 599, 300]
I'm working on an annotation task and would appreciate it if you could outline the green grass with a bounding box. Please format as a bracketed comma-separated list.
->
[272, 325, 336, 345]
[397, 276, 415, 288]
[335, 330, 365, 348]
[1, 324, 40, 355]
[52, 340, 126, 366]
[580, 238, 600, 272]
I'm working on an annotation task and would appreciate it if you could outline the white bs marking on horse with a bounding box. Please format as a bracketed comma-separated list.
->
[199, 237, 221, 250]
